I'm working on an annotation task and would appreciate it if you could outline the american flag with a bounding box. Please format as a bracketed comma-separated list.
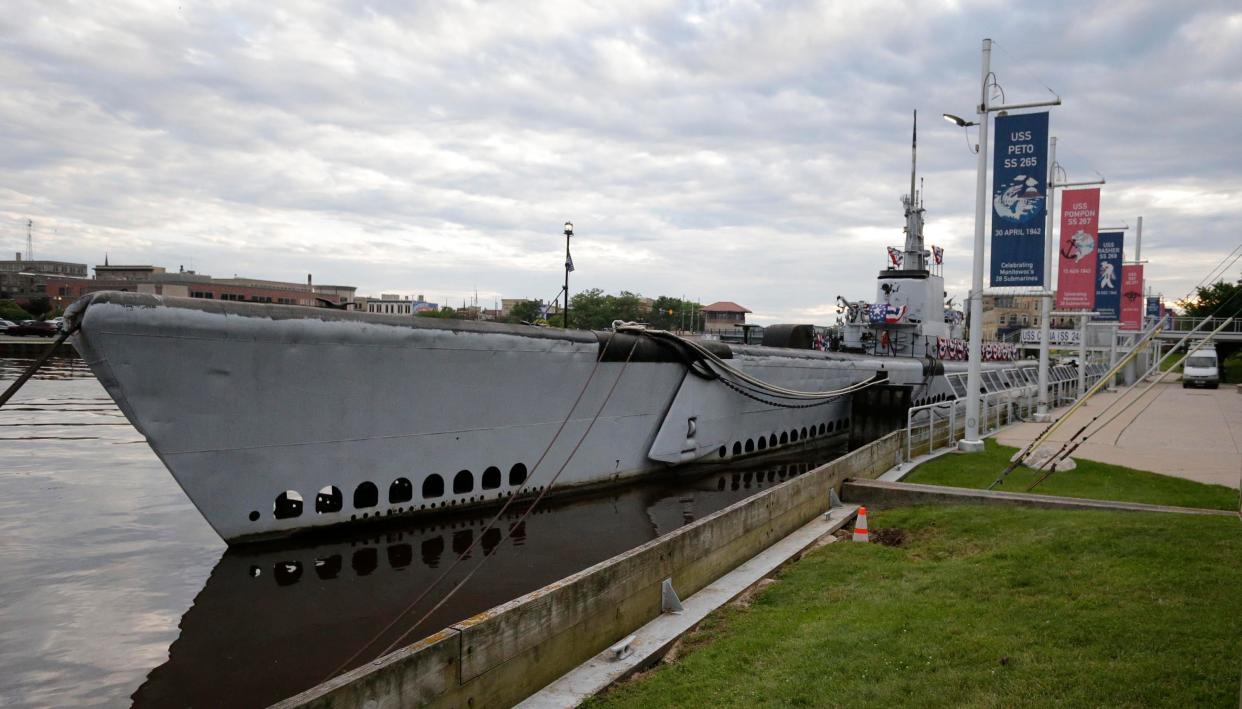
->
[887, 247, 903, 268]
[565, 252, 575, 272]
[932, 245, 944, 265]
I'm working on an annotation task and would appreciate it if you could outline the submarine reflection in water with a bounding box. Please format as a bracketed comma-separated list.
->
[131, 446, 844, 708]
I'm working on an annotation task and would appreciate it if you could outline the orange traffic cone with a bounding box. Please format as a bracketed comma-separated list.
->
[852, 506, 870, 543]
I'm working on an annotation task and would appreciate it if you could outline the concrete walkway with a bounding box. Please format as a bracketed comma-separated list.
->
[996, 379, 1242, 490]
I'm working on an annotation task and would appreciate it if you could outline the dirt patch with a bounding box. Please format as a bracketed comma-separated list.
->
[730, 577, 779, 610]
[870, 528, 907, 547]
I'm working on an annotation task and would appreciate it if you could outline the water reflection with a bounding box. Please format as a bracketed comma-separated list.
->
[130, 455, 833, 708]
[0, 358, 844, 708]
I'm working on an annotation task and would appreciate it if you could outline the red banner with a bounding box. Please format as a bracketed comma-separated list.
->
[1120, 264, 1144, 330]
[1055, 188, 1100, 310]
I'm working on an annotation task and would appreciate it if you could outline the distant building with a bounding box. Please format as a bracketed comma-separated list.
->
[363, 293, 438, 315]
[982, 295, 1044, 340]
[0, 254, 87, 277]
[701, 301, 752, 335]
[1, 258, 356, 314]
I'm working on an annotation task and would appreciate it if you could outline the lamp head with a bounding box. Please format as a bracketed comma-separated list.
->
[942, 113, 976, 128]
[564, 221, 574, 237]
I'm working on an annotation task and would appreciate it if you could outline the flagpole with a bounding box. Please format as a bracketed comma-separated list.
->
[563, 221, 573, 328]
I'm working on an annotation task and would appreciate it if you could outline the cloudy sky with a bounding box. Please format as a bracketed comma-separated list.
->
[2, 0, 1240, 323]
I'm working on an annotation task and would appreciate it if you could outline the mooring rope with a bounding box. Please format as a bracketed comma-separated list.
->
[325, 334, 639, 680]
[0, 323, 80, 409]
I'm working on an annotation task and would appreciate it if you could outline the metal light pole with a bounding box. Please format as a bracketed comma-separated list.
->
[960, 38, 1062, 451]
[1035, 137, 1058, 422]
[960, 39, 993, 452]
[563, 221, 573, 328]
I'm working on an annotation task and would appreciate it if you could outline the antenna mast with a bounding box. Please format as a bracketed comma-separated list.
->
[902, 111, 926, 270]
[26, 219, 33, 261]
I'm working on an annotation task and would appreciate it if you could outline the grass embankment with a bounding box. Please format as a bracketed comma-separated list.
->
[902, 439, 1237, 511]
[590, 505, 1242, 708]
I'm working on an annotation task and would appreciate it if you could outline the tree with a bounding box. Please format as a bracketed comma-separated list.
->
[1177, 276, 1242, 382]
[1178, 278, 1242, 319]
[23, 297, 52, 319]
[508, 300, 543, 324]
[0, 299, 33, 322]
[568, 288, 613, 330]
[416, 306, 458, 319]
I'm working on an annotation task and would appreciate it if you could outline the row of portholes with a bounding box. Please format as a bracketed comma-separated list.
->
[253, 522, 529, 585]
[719, 418, 850, 458]
[912, 392, 952, 408]
[260, 462, 531, 522]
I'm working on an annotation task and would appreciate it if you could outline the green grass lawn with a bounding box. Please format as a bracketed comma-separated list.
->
[589, 505, 1242, 708]
[902, 439, 1238, 511]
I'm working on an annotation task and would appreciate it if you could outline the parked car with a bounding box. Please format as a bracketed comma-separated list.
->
[6, 320, 59, 337]
[1182, 345, 1220, 389]
[0, 318, 16, 331]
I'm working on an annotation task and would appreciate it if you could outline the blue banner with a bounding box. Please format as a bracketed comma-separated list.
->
[989, 112, 1050, 286]
[1146, 296, 1160, 318]
[1093, 231, 1124, 321]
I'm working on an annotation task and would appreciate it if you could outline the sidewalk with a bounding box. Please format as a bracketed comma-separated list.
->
[996, 379, 1242, 490]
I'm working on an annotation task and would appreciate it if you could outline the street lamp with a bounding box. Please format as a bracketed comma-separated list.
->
[955, 38, 1061, 453]
[563, 221, 574, 328]
[942, 113, 977, 127]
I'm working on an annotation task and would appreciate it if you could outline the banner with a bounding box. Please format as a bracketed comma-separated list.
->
[1055, 188, 1101, 310]
[1120, 264, 1144, 329]
[1146, 296, 1160, 319]
[936, 336, 1017, 361]
[989, 112, 1050, 286]
[1093, 231, 1123, 321]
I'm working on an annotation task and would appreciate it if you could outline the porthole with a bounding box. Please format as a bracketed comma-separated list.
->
[718, 446, 727, 458]
[481, 466, 501, 490]
[389, 478, 413, 504]
[745, 439, 755, 453]
[315, 486, 342, 514]
[733, 441, 742, 455]
[453, 471, 473, 494]
[273, 490, 303, 519]
[757, 437, 768, 451]
[353, 481, 378, 509]
[422, 474, 445, 499]
[509, 463, 528, 486]
[819, 423, 826, 435]
[780, 432, 789, 445]
[768, 434, 777, 448]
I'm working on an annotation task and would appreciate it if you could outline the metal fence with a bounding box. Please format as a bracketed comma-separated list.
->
[903, 364, 1106, 462]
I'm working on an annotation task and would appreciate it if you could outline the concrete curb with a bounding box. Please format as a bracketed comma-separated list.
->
[517, 505, 861, 708]
[843, 479, 1236, 517]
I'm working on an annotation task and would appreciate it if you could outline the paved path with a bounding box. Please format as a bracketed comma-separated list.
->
[996, 378, 1242, 490]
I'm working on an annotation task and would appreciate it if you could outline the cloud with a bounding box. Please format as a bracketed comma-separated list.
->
[1, 0, 1239, 319]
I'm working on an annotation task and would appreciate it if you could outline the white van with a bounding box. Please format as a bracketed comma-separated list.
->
[1182, 345, 1219, 389]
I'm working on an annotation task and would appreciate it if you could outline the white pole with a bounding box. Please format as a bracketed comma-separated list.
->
[1135, 215, 1142, 261]
[1108, 323, 1118, 389]
[1035, 136, 1057, 421]
[960, 38, 992, 452]
[1077, 313, 1088, 398]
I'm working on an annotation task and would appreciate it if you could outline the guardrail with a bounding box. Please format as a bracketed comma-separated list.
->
[903, 376, 1107, 462]
[1159, 316, 1242, 337]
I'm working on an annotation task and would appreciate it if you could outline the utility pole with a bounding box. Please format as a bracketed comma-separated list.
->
[563, 221, 574, 328]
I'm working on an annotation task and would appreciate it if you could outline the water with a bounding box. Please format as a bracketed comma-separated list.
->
[0, 357, 846, 708]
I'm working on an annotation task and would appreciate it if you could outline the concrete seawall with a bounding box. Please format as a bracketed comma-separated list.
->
[273, 432, 905, 709]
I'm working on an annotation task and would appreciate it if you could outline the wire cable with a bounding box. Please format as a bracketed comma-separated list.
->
[324, 334, 628, 680]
